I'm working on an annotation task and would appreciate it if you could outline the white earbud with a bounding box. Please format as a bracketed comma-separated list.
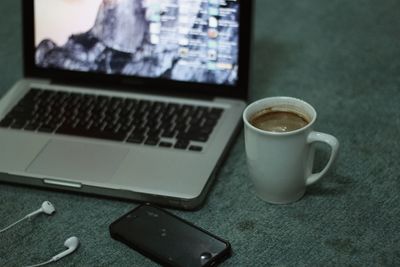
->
[26, 201, 56, 219]
[0, 201, 55, 233]
[24, 237, 80, 267]
[52, 236, 80, 261]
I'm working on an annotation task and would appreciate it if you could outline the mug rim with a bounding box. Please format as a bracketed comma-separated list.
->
[243, 96, 317, 136]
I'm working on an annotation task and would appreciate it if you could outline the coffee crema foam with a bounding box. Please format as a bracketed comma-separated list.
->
[250, 109, 309, 133]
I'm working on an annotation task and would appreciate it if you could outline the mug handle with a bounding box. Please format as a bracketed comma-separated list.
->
[305, 131, 339, 186]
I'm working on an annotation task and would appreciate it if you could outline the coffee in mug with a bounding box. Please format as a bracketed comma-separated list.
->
[250, 109, 309, 133]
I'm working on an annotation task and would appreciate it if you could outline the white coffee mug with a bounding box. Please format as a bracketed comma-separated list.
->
[243, 96, 339, 204]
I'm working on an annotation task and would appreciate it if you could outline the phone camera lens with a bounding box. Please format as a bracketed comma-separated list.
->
[200, 252, 212, 261]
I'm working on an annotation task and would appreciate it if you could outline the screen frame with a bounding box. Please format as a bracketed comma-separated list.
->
[22, 0, 252, 100]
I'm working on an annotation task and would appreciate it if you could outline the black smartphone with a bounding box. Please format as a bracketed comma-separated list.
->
[109, 203, 231, 267]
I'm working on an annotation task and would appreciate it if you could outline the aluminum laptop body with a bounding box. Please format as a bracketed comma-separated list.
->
[0, 0, 252, 210]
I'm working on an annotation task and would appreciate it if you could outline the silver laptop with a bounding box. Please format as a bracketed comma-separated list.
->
[0, 0, 252, 210]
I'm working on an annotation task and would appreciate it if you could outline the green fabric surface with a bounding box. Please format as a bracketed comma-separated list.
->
[1, 0, 400, 266]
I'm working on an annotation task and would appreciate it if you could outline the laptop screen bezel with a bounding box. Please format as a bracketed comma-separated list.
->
[22, 0, 252, 100]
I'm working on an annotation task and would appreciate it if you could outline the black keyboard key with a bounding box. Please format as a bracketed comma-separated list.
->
[159, 122, 173, 132]
[144, 137, 159, 146]
[123, 98, 137, 109]
[173, 123, 188, 133]
[23, 88, 42, 100]
[203, 118, 219, 128]
[132, 126, 147, 135]
[147, 129, 161, 138]
[193, 107, 208, 118]
[190, 134, 209, 142]
[174, 139, 189, 150]
[187, 125, 214, 135]
[24, 122, 39, 131]
[0, 118, 14, 128]
[145, 119, 159, 129]
[96, 130, 127, 141]
[38, 124, 55, 133]
[161, 130, 176, 138]
[189, 145, 203, 152]
[120, 123, 134, 133]
[188, 117, 202, 127]
[138, 100, 151, 112]
[127, 134, 145, 144]
[183, 104, 195, 111]
[208, 107, 224, 118]
[103, 123, 119, 132]
[10, 120, 26, 129]
[9, 104, 28, 115]
[176, 131, 209, 143]
[152, 101, 166, 113]
[159, 142, 173, 148]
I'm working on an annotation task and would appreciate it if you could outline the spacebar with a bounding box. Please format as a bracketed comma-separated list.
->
[56, 126, 127, 141]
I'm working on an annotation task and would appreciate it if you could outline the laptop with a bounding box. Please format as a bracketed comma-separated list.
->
[0, 0, 252, 210]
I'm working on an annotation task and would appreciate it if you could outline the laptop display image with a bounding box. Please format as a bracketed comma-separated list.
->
[34, 0, 240, 86]
[0, 0, 252, 210]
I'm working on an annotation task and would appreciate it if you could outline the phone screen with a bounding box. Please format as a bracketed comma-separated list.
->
[109, 204, 231, 267]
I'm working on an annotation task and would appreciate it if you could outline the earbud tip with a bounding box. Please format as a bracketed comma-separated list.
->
[41, 201, 56, 215]
[64, 236, 79, 249]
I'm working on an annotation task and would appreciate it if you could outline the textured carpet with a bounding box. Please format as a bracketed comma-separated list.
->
[1, 0, 399, 266]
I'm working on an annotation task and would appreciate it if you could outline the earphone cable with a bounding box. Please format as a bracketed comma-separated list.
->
[0, 216, 28, 233]
[24, 259, 54, 267]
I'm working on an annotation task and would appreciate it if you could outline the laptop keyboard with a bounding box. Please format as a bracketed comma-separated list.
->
[0, 88, 225, 152]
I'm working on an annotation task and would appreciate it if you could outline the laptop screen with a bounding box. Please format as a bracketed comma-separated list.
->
[33, 0, 241, 87]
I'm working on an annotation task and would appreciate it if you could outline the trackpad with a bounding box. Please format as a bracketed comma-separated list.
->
[26, 139, 129, 183]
